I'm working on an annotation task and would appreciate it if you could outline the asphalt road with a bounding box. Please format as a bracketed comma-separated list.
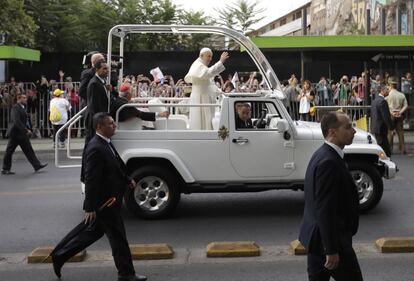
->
[0, 154, 413, 252]
[0, 153, 413, 280]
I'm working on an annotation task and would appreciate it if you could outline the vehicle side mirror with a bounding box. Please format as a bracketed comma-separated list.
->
[277, 119, 289, 132]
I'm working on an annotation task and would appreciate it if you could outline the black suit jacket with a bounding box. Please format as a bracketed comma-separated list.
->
[370, 95, 394, 135]
[79, 68, 95, 100]
[83, 135, 131, 212]
[110, 97, 156, 122]
[299, 143, 359, 255]
[85, 75, 109, 129]
[7, 104, 29, 139]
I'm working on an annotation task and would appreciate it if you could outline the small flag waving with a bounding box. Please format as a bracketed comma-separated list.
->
[356, 115, 368, 131]
[150, 67, 164, 83]
[231, 71, 239, 87]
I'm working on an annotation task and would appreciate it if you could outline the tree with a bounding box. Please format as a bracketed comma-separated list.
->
[176, 10, 215, 51]
[215, 0, 264, 34]
[82, 0, 118, 51]
[214, 7, 237, 29]
[25, 0, 90, 52]
[20, 0, 228, 52]
[0, 0, 38, 47]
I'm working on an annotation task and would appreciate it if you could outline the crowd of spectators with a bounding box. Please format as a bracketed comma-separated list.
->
[0, 70, 412, 139]
[0, 73, 80, 139]
[281, 72, 412, 121]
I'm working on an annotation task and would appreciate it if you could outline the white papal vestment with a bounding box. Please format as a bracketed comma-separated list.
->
[184, 58, 225, 130]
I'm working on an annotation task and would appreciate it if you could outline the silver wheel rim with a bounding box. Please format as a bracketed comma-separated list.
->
[134, 176, 170, 212]
[350, 170, 374, 205]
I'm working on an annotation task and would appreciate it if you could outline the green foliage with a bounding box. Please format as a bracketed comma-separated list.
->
[0, 0, 38, 47]
[25, 0, 91, 51]
[177, 10, 215, 51]
[215, 0, 264, 34]
[11, 0, 263, 52]
[214, 7, 237, 29]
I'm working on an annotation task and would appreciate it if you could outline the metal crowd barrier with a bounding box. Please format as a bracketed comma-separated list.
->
[2, 81, 413, 140]
[0, 81, 83, 138]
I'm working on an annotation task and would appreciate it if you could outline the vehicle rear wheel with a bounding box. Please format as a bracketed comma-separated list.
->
[125, 165, 181, 219]
[348, 162, 383, 213]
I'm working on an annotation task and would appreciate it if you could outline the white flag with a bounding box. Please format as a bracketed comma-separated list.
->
[150, 67, 164, 82]
[231, 71, 239, 87]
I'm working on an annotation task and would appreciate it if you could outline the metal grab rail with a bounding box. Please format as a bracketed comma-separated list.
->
[55, 107, 87, 168]
[66, 114, 84, 160]
[131, 97, 189, 102]
[314, 105, 371, 124]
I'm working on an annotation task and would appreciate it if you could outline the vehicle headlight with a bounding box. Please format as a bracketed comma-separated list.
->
[378, 151, 387, 160]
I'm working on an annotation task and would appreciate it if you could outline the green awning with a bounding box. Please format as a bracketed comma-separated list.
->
[0, 46, 40, 61]
[251, 35, 414, 50]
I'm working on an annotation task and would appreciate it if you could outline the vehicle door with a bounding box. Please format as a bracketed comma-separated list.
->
[229, 99, 294, 178]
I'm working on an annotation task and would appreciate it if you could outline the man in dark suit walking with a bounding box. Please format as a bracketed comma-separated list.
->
[299, 111, 363, 281]
[370, 86, 394, 157]
[84, 60, 111, 144]
[52, 112, 146, 281]
[1, 94, 47, 175]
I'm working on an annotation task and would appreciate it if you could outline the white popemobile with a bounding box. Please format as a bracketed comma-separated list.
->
[59, 25, 397, 219]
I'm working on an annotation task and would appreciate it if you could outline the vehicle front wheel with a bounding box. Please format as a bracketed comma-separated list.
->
[125, 165, 181, 219]
[348, 162, 383, 213]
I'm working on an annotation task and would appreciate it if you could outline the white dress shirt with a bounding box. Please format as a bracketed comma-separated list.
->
[325, 140, 344, 159]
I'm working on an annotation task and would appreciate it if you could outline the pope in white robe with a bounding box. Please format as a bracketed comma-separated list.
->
[184, 48, 229, 130]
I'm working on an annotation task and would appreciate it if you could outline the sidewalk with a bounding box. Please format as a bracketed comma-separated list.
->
[0, 137, 84, 160]
[0, 132, 413, 160]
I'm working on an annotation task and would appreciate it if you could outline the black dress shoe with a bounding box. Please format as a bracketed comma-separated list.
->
[35, 163, 48, 172]
[118, 274, 147, 281]
[1, 170, 15, 175]
[51, 255, 63, 278]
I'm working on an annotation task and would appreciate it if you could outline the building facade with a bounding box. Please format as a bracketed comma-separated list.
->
[250, 0, 414, 37]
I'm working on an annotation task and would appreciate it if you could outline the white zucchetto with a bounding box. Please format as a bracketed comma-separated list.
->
[199, 47, 212, 56]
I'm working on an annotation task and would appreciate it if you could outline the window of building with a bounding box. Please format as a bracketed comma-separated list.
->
[280, 18, 286, 26]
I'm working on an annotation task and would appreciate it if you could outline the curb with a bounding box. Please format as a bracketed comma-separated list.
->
[206, 241, 260, 258]
[375, 237, 414, 253]
[130, 244, 174, 260]
[290, 240, 307, 255]
[27, 247, 86, 264]
[24, 238, 414, 265]
[27, 244, 174, 264]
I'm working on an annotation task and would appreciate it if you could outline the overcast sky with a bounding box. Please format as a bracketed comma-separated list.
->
[172, 0, 310, 29]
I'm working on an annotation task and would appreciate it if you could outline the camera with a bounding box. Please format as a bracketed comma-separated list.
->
[82, 51, 99, 68]
[110, 60, 123, 70]
[82, 51, 123, 70]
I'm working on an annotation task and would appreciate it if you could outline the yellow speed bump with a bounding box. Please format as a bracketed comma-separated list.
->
[290, 240, 307, 255]
[206, 241, 260, 257]
[27, 247, 86, 264]
[375, 237, 414, 253]
[130, 244, 174, 260]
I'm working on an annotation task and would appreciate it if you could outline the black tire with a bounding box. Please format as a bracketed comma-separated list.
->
[124, 165, 181, 219]
[348, 162, 383, 213]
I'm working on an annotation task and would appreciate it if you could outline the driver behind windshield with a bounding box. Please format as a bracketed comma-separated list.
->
[235, 103, 253, 129]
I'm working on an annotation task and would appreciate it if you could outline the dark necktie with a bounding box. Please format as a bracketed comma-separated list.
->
[108, 141, 117, 157]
